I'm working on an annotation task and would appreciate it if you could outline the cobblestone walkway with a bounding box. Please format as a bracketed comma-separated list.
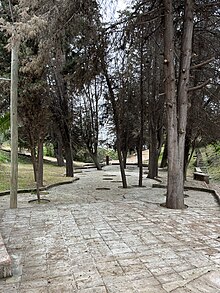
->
[0, 165, 220, 292]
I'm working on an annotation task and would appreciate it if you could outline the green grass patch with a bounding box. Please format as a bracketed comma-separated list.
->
[0, 150, 10, 163]
[0, 150, 75, 192]
[201, 145, 220, 182]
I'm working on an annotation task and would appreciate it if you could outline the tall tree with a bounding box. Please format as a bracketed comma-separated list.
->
[101, 58, 128, 187]
[74, 77, 103, 170]
[164, 0, 194, 209]
[18, 0, 101, 177]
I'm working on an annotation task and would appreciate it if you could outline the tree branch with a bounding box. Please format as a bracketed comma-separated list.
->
[191, 57, 215, 70]
[104, 5, 162, 31]
[188, 79, 210, 92]
[0, 77, 11, 81]
[196, 1, 220, 9]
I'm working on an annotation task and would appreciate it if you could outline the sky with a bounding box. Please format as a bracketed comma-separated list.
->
[100, 0, 129, 22]
[116, 0, 127, 11]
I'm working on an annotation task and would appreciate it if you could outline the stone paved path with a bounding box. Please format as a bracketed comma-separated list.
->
[0, 165, 220, 292]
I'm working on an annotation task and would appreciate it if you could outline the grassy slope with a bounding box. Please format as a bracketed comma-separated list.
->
[201, 145, 220, 182]
[187, 145, 220, 182]
[0, 150, 74, 192]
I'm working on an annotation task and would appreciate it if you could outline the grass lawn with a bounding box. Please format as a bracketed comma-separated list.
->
[187, 146, 220, 183]
[201, 145, 220, 182]
[0, 150, 78, 192]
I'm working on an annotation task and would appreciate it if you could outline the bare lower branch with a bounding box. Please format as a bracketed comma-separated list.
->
[188, 79, 210, 92]
[205, 88, 220, 100]
[104, 5, 162, 31]
[191, 57, 215, 70]
[196, 1, 220, 9]
[0, 77, 11, 81]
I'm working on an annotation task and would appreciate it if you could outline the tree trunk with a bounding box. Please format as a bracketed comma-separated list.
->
[30, 144, 40, 202]
[117, 141, 127, 188]
[148, 125, 158, 179]
[139, 38, 144, 187]
[54, 138, 65, 166]
[30, 145, 37, 182]
[164, 0, 180, 209]
[184, 134, 191, 180]
[37, 139, 44, 187]
[60, 113, 74, 177]
[136, 145, 140, 167]
[52, 45, 73, 176]
[122, 149, 127, 169]
[35, 163, 41, 203]
[164, 0, 194, 209]
[138, 145, 143, 187]
[89, 152, 102, 170]
[63, 140, 73, 177]
[10, 36, 19, 209]
[36, 157, 41, 203]
[160, 139, 168, 168]
[101, 60, 127, 188]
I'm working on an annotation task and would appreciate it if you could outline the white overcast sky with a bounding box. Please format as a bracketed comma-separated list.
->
[100, 0, 130, 22]
[116, 0, 127, 10]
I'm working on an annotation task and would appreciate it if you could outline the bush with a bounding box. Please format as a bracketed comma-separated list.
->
[212, 142, 220, 154]
[97, 147, 118, 162]
[200, 145, 220, 181]
[72, 147, 118, 163]
[0, 150, 10, 163]
[44, 144, 54, 157]
[73, 149, 93, 163]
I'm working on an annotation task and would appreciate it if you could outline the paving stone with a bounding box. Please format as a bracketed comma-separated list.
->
[0, 165, 220, 292]
[149, 266, 176, 276]
[0, 237, 12, 278]
[77, 286, 107, 293]
[19, 287, 48, 293]
[170, 270, 220, 293]
[155, 272, 184, 284]
[169, 287, 190, 293]
[137, 286, 167, 293]
[19, 279, 48, 290]
[21, 265, 47, 281]
[0, 286, 18, 293]
[96, 260, 124, 277]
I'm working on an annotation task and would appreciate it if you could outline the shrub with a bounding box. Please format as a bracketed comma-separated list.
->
[0, 150, 9, 163]
[44, 143, 54, 157]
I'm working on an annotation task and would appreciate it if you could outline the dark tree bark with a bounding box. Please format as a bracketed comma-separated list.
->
[146, 25, 165, 180]
[139, 36, 144, 187]
[160, 138, 168, 168]
[62, 130, 74, 177]
[10, 36, 19, 209]
[78, 79, 102, 171]
[37, 139, 44, 187]
[117, 141, 127, 188]
[101, 60, 127, 188]
[89, 151, 102, 170]
[136, 145, 141, 167]
[122, 148, 128, 169]
[164, 0, 194, 209]
[148, 125, 158, 178]
[30, 144, 37, 182]
[50, 46, 74, 177]
[54, 138, 65, 167]
[184, 133, 191, 180]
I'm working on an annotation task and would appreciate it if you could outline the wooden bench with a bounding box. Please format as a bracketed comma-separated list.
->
[193, 167, 209, 184]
